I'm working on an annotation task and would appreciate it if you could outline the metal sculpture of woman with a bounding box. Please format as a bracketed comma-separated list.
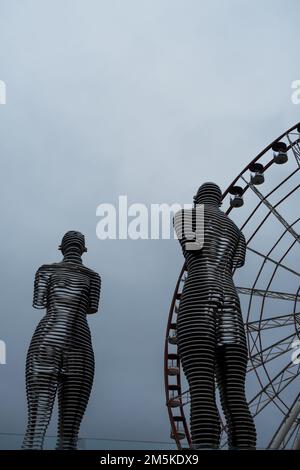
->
[174, 182, 256, 449]
[22, 231, 101, 450]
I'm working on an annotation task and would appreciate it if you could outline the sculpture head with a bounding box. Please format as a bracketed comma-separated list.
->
[193, 182, 222, 207]
[58, 231, 87, 256]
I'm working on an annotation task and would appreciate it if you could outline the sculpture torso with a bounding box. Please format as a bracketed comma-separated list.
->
[31, 261, 101, 350]
[174, 204, 246, 345]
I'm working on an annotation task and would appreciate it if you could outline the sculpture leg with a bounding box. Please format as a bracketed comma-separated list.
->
[22, 348, 59, 449]
[177, 302, 220, 448]
[216, 344, 257, 449]
[56, 348, 94, 450]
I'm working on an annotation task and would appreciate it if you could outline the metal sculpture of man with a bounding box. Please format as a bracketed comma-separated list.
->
[174, 182, 256, 449]
[23, 231, 101, 450]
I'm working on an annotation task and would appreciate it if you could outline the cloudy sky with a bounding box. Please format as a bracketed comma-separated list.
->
[0, 0, 300, 449]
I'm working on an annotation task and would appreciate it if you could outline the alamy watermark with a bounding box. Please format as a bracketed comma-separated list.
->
[0, 80, 6, 104]
[0, 340, 6, 365]
[291, 339, 300, 365]
[96, 195, 204, 247]
[291, 80, 300, 105]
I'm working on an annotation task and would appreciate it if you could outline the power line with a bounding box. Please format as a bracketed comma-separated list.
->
[0, 432, 176, 446]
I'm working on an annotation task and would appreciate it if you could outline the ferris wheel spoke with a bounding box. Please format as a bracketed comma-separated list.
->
[286, 424, 300, 449]
[244, 232, 299, 325]
[239, 167, 300, 235]
[248, 332, 296, 371]
[237, 286, 300, 302]
[249, 361, 300, 416]
[268, 392, 300, 449]
[281, 422, 300, 449]
[247, 326, 295, 370]
[248, 330, 262, 359]
[287, 134, 300, 168]
[273, 421, 300, 449]
[246, 246, 300, 278]
[245, 181, 300, 244]
[246, 313, 300, 332]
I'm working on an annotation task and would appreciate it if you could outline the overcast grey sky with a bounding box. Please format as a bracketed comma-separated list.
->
[0, 0, 300, 449]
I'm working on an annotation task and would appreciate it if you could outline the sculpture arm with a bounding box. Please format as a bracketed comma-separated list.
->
[87, 272, 101, 314]
[173, 209, 204, 252]
[232, 232, 246, 270]
[32, 266, 50, 309]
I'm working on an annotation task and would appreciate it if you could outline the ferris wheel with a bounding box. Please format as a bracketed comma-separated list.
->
[165, 121, 300, 450]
